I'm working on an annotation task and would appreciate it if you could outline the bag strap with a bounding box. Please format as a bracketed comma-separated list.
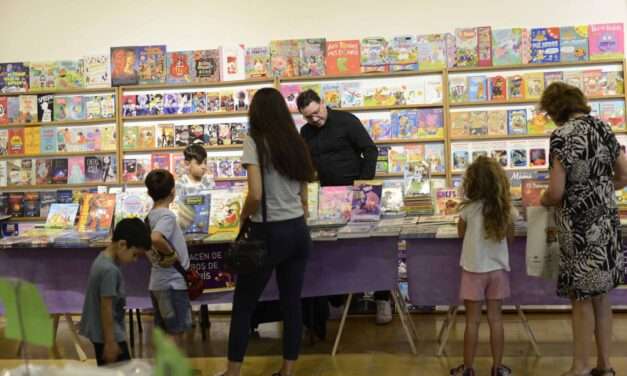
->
[259, 143, 267, 224]
[145, 215, 188, 277]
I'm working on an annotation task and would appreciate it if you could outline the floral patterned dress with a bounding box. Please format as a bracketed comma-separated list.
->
[550, 115, 623, 300]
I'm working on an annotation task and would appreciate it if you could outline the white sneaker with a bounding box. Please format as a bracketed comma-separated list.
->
[375, 300, 392, 325]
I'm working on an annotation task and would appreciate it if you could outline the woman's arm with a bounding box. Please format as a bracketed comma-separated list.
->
[613, 151, 627, 190]
[541, 157, 566, 207]
[239, 164, 262, 225]
[300, 182, 309, 219]
[457, 218, 466, 239]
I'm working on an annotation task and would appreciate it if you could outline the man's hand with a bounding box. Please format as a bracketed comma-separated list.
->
[103, 341, 120, 364]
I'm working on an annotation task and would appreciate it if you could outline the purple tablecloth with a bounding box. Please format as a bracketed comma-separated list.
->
[0, 237, 398, 313]
[405, 238, 627, 305]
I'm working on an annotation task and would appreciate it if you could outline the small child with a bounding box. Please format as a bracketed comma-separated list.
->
[451, 156, 516, 376]
[145, 169, 192, 346]
[176, 143, 214, 197]
[79, 218, 151, 366]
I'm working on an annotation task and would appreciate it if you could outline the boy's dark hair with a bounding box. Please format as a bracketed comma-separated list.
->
[296, 89, 321, 111]
[113, 218, 151, 250]
[145, 169, 175, 202]
[539, 82, 591, 125]
[183, 143, 207, 164]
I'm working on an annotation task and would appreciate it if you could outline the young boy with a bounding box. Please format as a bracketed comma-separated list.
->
[79, 218, 151, 366]
[145, 169, 192, 346]
[176, 143, 214, 198]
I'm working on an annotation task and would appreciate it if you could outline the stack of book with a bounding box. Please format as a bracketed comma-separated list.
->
[372, 217, 404, 237]
[337, 222, 376, 239]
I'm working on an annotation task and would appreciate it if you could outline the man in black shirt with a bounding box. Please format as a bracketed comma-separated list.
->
[297, 89, 392, 325]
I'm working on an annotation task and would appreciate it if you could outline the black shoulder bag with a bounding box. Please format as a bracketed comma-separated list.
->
[224, 152, 268, 274]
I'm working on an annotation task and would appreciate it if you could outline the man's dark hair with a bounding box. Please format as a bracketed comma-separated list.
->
[113, 218, 151, 250]
[183, 144, 207, 164]
[145, 169, 175, 202]
[296, 89, 321, 111]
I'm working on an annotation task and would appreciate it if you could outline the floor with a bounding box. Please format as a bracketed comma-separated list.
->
[1, 310, 627, 375]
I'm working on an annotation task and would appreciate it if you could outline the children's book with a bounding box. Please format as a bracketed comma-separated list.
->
[468, 76, 488, 101]
[318, 186, 353, 224]
[392, 110, 418, 139]
[340, 82, 363, 107]
[448, 76, 468, 102]
[477, 26, 492, 66]
[45, 203, 79, 229]
[445, 32, 457, 68]
[469, 111, 488, 136]
[269, 39, 301, 78]
[191, 92, 208, 113]
[29, 61, 58, 91]
[53, 96, 69, 121]
[417, 109, 443, 138]
[450, 111, 470, 137]
[8, 192, 24, 216]
[135, 95, 149, 117]
[583, 69, 604, 96]
[507, 75, 525, 99]
[171, 154, 186, 178]
[122, 95, 137, 117]
[325, 40, 360, 75]
[123, 126, 139, 149]
[491, 28, 524, 66]
[489, 76, 507, 101]
[563, 70, 584, 90]
[560, 26, 589, 62]
[388, 35, 418, 71]
[376, 146, 390, 174]
[55, 60, 84, 89]
[138, 125, 156, 149]
[521, 179, 549, 207]
[381, 180, 403, 214]
[37, 94, 54, 123]
[151, 153, 171, 170]
[280, 84, 301, 112]
[83, 54, 111, 88]
[544, 71, 564, 87]
[220, 44, 246, 81]
[85, 156, 103, 182]
[589, 23, 624, 61]
[174, 124, 190, 146]
[416, 34, 447, 70]
[39, 191, 57, 218]
[163, 93, 180, 114]
[192, 49, 221, 82]
[0, 62, 29, 93]
[67, 156, 86, 184]
[40, 127, 57, 154]
[299, 38, 326, 77]
[157, 123, 175, 147]
[123, 158, 138, 182]
[599, 101, 625, 131]
[148, 93, 163, 115]
[78, 193, 116, 233]
[530, 27, 560, 64]
[603, 71, 624, 95]
[8, 128, 24, 155]
[84, 96, 102, 119]
[114, 192, 152, 227]
[51, 158, 68, 184]
[24, 127, 40, 156]
[387, 146, 406, 173]
[435, 188, 461, 215]
[137, 45, 166, 84]
[189, 124, 206, 144]
[360, 37, 388, 73]
[0, 97, 7, 125]
[110, 46, 139, 86]
[166, 51, 193, 83]
[18, 95, 37, 123]
[68, 96, 85, 120]
[509, 141, 529, 168]
[425, 143, 445, 173]
[219, 90, 235, 112]
[528, 140, 549, 168]
[101, 126, 116, 151]
[7, 97, 19, 123]
[507, 109, 528, 135]
[321, 83, 341, 108]
[181, 194, 211, 234]
[351, 180, 383, 222]
[455, 28, 479, 67]
[35, 159, 52, 184]
[524, 72, 545, 99]
[209, 190, 245, 239]
[487, 110, 508, 136]
[490, 141, 509, 168]
[245, 46, 270, 79]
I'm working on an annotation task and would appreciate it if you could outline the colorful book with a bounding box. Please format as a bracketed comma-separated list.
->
[37, 94, 54, 122]
[181, 194, 211, 234]
[0, 129, 7, 155]
[219, 90, 235, 112]
[189, 124, 206, 144]
[468, 76, 488, 101]
[507, 75, 525, 99]
[387, 146, 406, 173]
[544, 71, 564, 87]
[388, 35, 418, 71]
[137, 45, 166, 84]
[322, 83, 341, 108]
[455, 28, 479, 67]
[28, 61, 58, 91]
[340, 82, 363, 107]
[325, 40, 360, 75]
[166, 51, 193, 83]
[0, 62, 29, 93]
[299, 38, 326, 77]
[45, 203, 79, 229]
[245, 46, 270, 79]
[122, 95, 137, 117]
[563, 70, 584, 90]
[450, 111, 470, 137]
[360, 37, 388, 73]
[521, 179, 549, 207]
[220, 44, 246, 81]
[174, 124, 190, 146]
[151, 153, 171, 170]
[68, 96, 85, 120]
[7, 192, 24, 216]
[148, 93, 163, 115]
[445, 32, 457, 68]
[530, 27, 560, 64]
[507, 109, 528, 135]
[114, 192, 152, 227]
[18, 95, 37, 123]
[123, 126, 139, 149]
[603, 71, 624, 95]
[489, 76, 507, 101]
[469, 111, 488, 136]
[589, 23, 624, 61]
[351, 180, 383, 222]
[0, 97, 7, 125]
[35, 159, 52, 184]
[477, 26, 492, 66]
[524, 72, 545, 99]
[280, 84, 301, 112]
[318, 186, 353, 223]
[101, 126, 116, 151]
[157, 123, 175, 147]
[599, 101, 625, 131]
[137, 125, 156, 149]
[491, 28, 524, 66]
[51, 158, 68, 184]
[85, 156, 103, 182]
[55, 60, 84, 89]
[509, 141, 529, 168]
[24, 127, 40, 155]
[83, 54, 111, 88]
[84, 96, 102, 119]
[560, 26, 589, 62]
[7, 97, 19, 123]
[528, 140, 548, 168]
[8, 128, 24, 155]
[425, 143, 445, 173]
[416, 34, 447, 70]
[191, 49, 221, 82]
[209, 189, 245, 239]
[376, 146, 390, 174]
[435, 188, 461, 215]
[392, 110, 418, 139]
[270, 39, 301, 78]
[78, 193, 116, 233]
[191, 91, 208, 113]
[417, 109, 443, 138]
[39, 191, 57, 218]
[206, 91, 220, 112]
[100, 94, 115, 118]
[487, 110, 508, 136]
[110, 46, 139, 86]
[583, 69, 604, 96]
[448, 76, 468, 102]
[68, 156, 86, 184]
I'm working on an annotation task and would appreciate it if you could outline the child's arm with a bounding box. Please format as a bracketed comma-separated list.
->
[457, 218, 467, 239]
[151, 231, 175, 256]
[100, 296, 119, 363]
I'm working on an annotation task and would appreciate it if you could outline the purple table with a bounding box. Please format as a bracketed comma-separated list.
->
[0, 237, 399, 313]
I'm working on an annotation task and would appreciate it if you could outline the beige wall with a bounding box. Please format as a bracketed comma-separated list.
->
[0, 0, 626, 62]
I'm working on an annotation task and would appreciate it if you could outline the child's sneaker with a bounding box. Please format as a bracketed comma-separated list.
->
[492, 365, 512, 376]
[450, 365, 475, 376]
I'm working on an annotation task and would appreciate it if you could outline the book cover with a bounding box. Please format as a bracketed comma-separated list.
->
[56, 127, 71, 152]
[0, 97, 7, 125]
[469, 111, 488, 136]
[178, 92, 192, 113]
[51, 158, 68, 184]
[192, 91, 208, 113]
[444, 32, 457, 68]
[78, 193, 116, 233]
[528, 140, 549, 168]
[360, 37, 388, 73]
[35, 159, 52, 184]
[137, 45, 166, 84]
[583, 69, 604, 96]
[217, 158, 233, 177]
[450, 111, 470, 137]
[8, 128, 24, 155]
[369, 118, 390, 141]
[509, 140, 529, 168]
[280, 84, 301, 112]
[28, 61, 58, 91]
[192, 49, 220, 82]
[599, 100, 625, 131]
[55, 60, 84, 89]
[231, 123, 246, 144]
[325, 40, 360, 75]
[507, 109, 528, 135]
[524, 72, 545, 99]
[563, 70, 584, 90]
[489, 75, 507, 101]
[18, 95, 37, 123]
[20, 159, 34, 185]
[123, 126, 139, 149]
[424, 78, 443, 104]
[448, 76, 468, 102]
[37, 94, 54, 122]
[404, 81, 425, 105]
[45, 203, 79, 229]
[0, 62, 29, 93]
[128, 156, 148, 182]
[392, 110, 418, 139]
[84, 156, 103, 182]
[270, 39, 301, 78]
[233, 90, 249, 112]
[403, 158, 430, 196]
[110, 46, 139, 86]
[151, 153, 171, 170]
[67, 156, 85, 184]
[530, 27, 560, 64]
[603, 71, 624, 95]
[83, 54, 111, 88]
[171, 154, 186, 178]
[376, 146, 390, 174]
[137, 125, 156, 149]
[219, 44, 246, 81]
[219, 90, 235, 112]
[157, 123, 175, 147]
[490, 141, 509, 168]
[189, 124, 206, 144]
[68, 96, 85, 120]
[381, 180, 403, 213]
[507, 75, 525, 99]
[387, 146, 406, 173]
[455, 28, 479, 67]
[174, 124, 190, 146]
[351, 180, 383, 221]
[114, 192, 152, 227]
[24, 126, 40, 155]
[589, 23, 624, 61]
[487, 110, 508, 136]
[416, 34, 447, 70]
[560, 25, 589, 62]
[101, 126, 116, 151]
[436, 188, 461, 215]
[0, 129, 8, 155]
[477, 26, 492, 66]
[209, 189, 245, 237]
[322, 83, 341, 108]
[102, 156, 117, 182]
[39, 191, 57, 218]
[84, 95, 102, 119]
[166, 51, 193, 83]
[245, 46, 270, 79]
[388, 35, 418, 72]
[163, 93, 179, 114]
[468, 76, 488, 101]
[122, 95, 137, 117]
[232, 159, 246, 178]
[148, 93, 163, 115]
[299, 38, 326, 76]
[100, 94, 115, 118]
[451, 143, 470, 171]
[425, 143, 445, 173]
[318, 186, 353, 223]
[544, 71, 564, 87]
[207, 91, 220, 112]
[56, 190, 74, 204]
[7, 97, 19, 123]
[123, 158, 138, 182]
[521, 179, 549, 207]
[417, 108, 444, 138]
[7, 159, 21, 185]
[181, 194, 211, 234]
[491, 28, 523, 66]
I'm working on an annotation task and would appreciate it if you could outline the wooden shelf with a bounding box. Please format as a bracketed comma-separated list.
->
[1, 87, 116, 97]
[377, 172, 446, 178]
[448, 59, 625, 74]
[1, 150, 116, 160]
[450, 134, 550, 142]
[5, 217, 46, 222]
[291, 103, 443, 116]
[450, 95, 625, 108]
[375, 138, 445, 145]
[451, 167, 548, 175]
[123, 144, 243, 153]
[120, 78, 274, 91]
[124, 176, 247, 186]
[1, 182, 119, 190]
[279, 69, 443, 83]
[122, 111, 248, 122]
[3, 117, 117, 128]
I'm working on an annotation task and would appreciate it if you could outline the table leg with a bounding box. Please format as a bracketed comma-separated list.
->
[437, 305, 459, 357]
[391, 289, 417, 355]
[50, 314, 61, 359]
[136, 309, 143, 334]
[331, 293, 353, 357]
[63, 314, 87, 362]
[516, 305, 541, 357]
[200, 304, 209, 341]
[128, 309, 135, 350]
[393, 288, 419, 341]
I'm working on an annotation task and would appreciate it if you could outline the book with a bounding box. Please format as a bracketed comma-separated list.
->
[137, 45, 166, 84]
[7, 160, 21, 185]
[583, 69, 604, 96]
[53, 96, 71, 123]
[35, 159, 52, 184]
[405, 80, 425, 104]
[416, 34, 447, 70]
[148, 93, 163, 115]
[490, 141, 509, 168]
[7, 97, 19, 123]
[469, 111, 488, 136]
[488, 76, 507, 101]
[84, 95, 102, 119]
[507, 75, 525, 99]
[151, 153, 171, 170]
[487, 110, 508, 136]
[507, 109, 528, 135]
[528, 140, 548, 168]
[220, 44, 246, 81]
[360, 37, 388, 73]
[325, 40, 360, 75]
[270, 39, 301, 78]
[0, 97, 6, 125]
[417, 109, 443, 138]
[137, 125, 156, 149]
[448, 76, 467, 102]
[322, 83, 341, 108]
[280, 84, 301, 112]
[209, 189, 245, 238]
[37, 94, 54, 122]
[56, 190, 74, 204]
[233, 89, 249, 112]
[351, 180, 383, 222]
[56, 127, 71, 152]
[392, 110, 418, 139]
[51, 158, 68, 184]
[28, 61, 58, 91]
[509, 141, 529, 168]
[8, 128, 24, 155]
[340, 82, 363, 107]
[85, 156, 103, 182]
[78, 193, 116, 233]
[192, 49, 220, 82]
[530, 27, 560, 64]
[122, 95, 137, 117]
[455, 28, 479, 67]
[114, 192, 152, 226]
[0, 129, 8, 155]
[110, 46, 139, 86]
[445, 32, 457, 68]
[491, 28, 524, 66]
[67, 156, 85, 184]
[206, 91, 220, 112]
[99, 94, 115, 119]
[219, 90, 235, 112]
[524, 72, 545, 99]
[544, 71, 564, 87]
[0, 62, 29, 93]
[376, 146, 390, 173]
[101, 126, 116, 151]
[166, 51, 193, 83]
[563, 70, 584, 90]
[589, 23, 624, 61]
[560, 26, 589, 62]
[425, 143, 445, 173]
[521, 179, 549, 207]
[599, 101, 625, 131]
[231, 123, 246, 145]
[128, 156, 149, 182]
[436, 188, 461, 215]
[174, 124, 190, 146]
[299, 38, 326, 76]
[55, 60, 84, 89]
[477, 26, 492, 66]
[387, 146, 406, 173]
[191, 91, 208, 113]
[40, 191, 57, 218]
[451, 143, 470, 171]
[603, 71, 624, 95]
[318, 186, 353, 223]
[83, 54, 111, 88]
[245, 46, 270, 79]
[24, 127, 40, 155]
[68, 96, 85, 120]
[123, 126, 139, 149]
[181, 194, 211, 234]
[163, 93, 179, 114]
[468, 76, 488, 102]
[189, 124, 206, 144]
[45, 203, 79, 229]
[123, 158, 138, 182]
[157, 123, 175, 147]
[388, 35, 418, 71]
[18, 95, 37, 123]
[171, 154, 186, 178]
[369, 118, 391, 140]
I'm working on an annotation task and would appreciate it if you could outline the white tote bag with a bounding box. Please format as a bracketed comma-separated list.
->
[525, 206, 560, 280]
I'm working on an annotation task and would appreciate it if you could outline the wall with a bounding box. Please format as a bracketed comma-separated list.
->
[1, 0, 626, 62]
